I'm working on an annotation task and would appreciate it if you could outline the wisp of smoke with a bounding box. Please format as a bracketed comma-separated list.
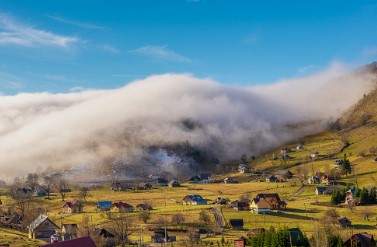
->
[0, 63, 375, 180]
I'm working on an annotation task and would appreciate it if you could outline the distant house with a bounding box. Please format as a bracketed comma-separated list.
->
[229, 219, 244, 229]
[231, 200, 250, 211]
[310, 152, 319, 160]
[275, 170, 293, 179]
[182, 195, 207, 205]
[113, 202, 134, 213]
[152, 228, 176, 243]
[33, 185, 48, 197]
[168, 180, 180, 187]
[344, 233, 376, 247]
[42, 236, 96, 247]
[28, 214, 60, 242]
[137, 182, 153, 190]
[62, 200, 83, 214]
[250, 193, 287, 214]
[337, 216, 352, 228]
[136, 203, 153, 211]
[111, 181, 134, 191]
[223, 177, 238, 184]
[266, 175, 286, 183]
[315, 186, 333, 195]
[95, 228, 115, 244]
[266, 175, 278, 183]
[308, 176, 321, 184]
[215, 197, 230, 205]
[97, 201, 112, 211]
[296, 144, 304, 150]
[61, 224, 78, 241]
[238, 164, 249, 174]
[156, 178, 168, 186]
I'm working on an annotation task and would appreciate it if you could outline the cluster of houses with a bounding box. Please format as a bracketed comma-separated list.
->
[96, 200, 153, 212]
[265, 170, 293, 183]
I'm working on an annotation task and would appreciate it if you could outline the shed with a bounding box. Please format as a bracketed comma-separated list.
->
[28, 214, 60, 242]
[229, 219, 244, 229]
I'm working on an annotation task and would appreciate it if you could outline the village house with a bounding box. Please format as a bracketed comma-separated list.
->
[296, 144, 304, 150]
[224, 177, 239, 184]
[168, 180, 180, 187]
[337, 216, 352, 228]
[113, 202, 134, 213]
[344, 233, 376, 247]
[307, 175, 321, 184]
[28, 214, 60, 242]
[137, 182, 153, 190]
[136, 203, 153, 211]
[266, 175, 287, 183]
[33, 185, 48, 197]
[111, 181, 135, 191]
[182, 194, 207, 205]
[275, 170, 293, 179]
[94, 228, 115, 246]
[231, 200, 250, 211]
[97, 201, 112, 211]
[250, 193, 287, 214]
[238, 164, 249, 174]
[42, 236, 97, 247]
[229, 219, 244, 229]
[62, 200, 83, 214]
[215, 197, 230, 205]
[315, 186, 334, 195]
[61, 224, 78, 241]
[152, 228, 176, 243]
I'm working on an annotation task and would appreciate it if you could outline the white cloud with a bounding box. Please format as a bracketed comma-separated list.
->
[47, 15, 105, 30]
[0, 64, 375, 179]
[0, 13, 79, 48]
[129, 45, 191, 63]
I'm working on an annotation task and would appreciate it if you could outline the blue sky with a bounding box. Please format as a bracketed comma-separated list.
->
[0, 0, 377, 93]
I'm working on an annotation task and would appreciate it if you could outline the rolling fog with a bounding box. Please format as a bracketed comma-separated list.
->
[0, 63, 375, 180]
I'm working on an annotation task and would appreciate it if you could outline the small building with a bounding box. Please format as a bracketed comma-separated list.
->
[234, 238, 246, 247]
[97, 201, 112, 211]
[230, 200, 250, 211]
[33, 185, 48, 197]
[156, 178, 168, 186]
[182, 194, 207, 205]
[28, 214, 60, 242]
[111, 181, 134, 191]
[215, 197, 230, 205]
[168, 180, 180, 187]
[266, 175, 278, 183]
[223, 177, 238, 184]
[315, 186, 333, 195]
[275, 170, 293, 179]
[136, 203, 153, 211]
[229, 219, 244, 229]
[62, 200, 83, 214]
[238, 164, 249, 174]
[152, 228, 176, 243]
[41, 236, 96, 247]
[308, 176, 321, 185]
[337, 216, 352, 228]
[113, 202, 134, 213]
[287, 228, 309, 246]
[266, 175, 286, 183]
[61, 224, 78, 241]
[296, 144, 304, 150]
[250, 193, 286, 214]
[344, 233, 376, 247]
[137, 182, 153, 190]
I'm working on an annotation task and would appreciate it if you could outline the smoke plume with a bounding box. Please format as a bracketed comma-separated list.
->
[0, 63, 375, 179]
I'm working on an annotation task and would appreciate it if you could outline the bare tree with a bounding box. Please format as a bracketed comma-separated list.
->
[26, 173, 39, 191]
[43, 175, 53, 199]
[139, 210, 150, 224]
[79, 187, 90, 201]
[199, 210, 211, 225]
[108, 215, 133, 247]
[171, 213, 185, 225]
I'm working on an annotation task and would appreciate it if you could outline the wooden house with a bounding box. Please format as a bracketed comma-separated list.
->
[136, 203, 153, 211]
[344, 233, 376, 247]
[182, 194, 207, 205]
[250, 193, 286, 214]
[62, 200, 83, 214]
[28, 214, 59, 242]
[230, 200, 250, 211]
[113, 202, 134, 213]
